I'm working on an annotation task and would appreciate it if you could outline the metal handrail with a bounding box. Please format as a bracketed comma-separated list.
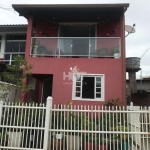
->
[0, 52, 25, 54]
[0, 52, 25, 65]
[31, 37, 120, 39]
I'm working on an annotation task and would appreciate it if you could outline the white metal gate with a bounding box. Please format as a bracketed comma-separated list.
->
[127, 105, 150, 150]
[0, 97, 150, 150]
[0, 101, 47, 150]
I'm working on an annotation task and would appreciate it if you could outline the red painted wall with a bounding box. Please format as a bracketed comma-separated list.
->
[35, 22, 121, 58]
[96, 22, 121, 55]
[26, 57, 123, 106]
[97, 22, 120, 37]
[34, 22, 59, 54]
[36, 22, 59, 37]
[25, 18, 125, 105]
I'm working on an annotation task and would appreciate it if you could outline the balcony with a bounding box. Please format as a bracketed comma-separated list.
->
[30, 37, 121, 58]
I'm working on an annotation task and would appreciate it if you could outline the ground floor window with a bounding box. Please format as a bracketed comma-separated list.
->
[72, 74, 104, 101]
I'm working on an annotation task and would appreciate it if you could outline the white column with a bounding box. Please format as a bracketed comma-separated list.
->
[43, 96, 53, 150]
[0, 34, 6, 59]
[9, 54, 12, 65]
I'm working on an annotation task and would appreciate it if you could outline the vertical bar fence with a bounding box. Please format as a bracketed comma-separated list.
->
[0, 97, 149, 150]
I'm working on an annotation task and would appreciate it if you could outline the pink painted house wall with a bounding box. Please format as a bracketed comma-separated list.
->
[25, 16, 126, 106]
[27, 57, 123, 106]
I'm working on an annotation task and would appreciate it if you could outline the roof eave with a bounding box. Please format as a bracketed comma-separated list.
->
[12, 3, 129, 21]
[12, 3, 129, 9]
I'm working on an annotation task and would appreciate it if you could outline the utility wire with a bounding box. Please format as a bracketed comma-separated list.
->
[0, 4, 12, 7]
[0, 4, 13, 9]
[140, 44, 150, 59]
[127, 44, 150, 70]
[0, 5, 15, 13]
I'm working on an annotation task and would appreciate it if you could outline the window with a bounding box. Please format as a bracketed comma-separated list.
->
[5, 41, 26, 63]
[72, 74, 104, 101]
[5, 34, 26, 63]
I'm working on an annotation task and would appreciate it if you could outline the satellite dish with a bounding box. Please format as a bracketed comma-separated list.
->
[125, 25, 136, 33]
[125, 24, 136, 37]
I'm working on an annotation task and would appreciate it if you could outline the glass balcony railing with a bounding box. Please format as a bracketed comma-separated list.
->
[30, 37, 121, 58]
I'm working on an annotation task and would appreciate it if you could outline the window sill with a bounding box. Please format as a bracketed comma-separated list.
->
[72, 98, 104, 101]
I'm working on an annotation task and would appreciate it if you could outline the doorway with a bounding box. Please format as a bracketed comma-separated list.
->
[59, 24, 96, 57]
[42, 75, 53, 103]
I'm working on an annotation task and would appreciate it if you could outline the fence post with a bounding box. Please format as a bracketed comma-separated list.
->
[0, 101, 3, 125]
[130, 102, 133, 106]
[43, 96, 53, 150]
[9, 54, 12, 65]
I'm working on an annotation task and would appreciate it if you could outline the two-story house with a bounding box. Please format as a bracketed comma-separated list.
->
[13, 4, 129, 105]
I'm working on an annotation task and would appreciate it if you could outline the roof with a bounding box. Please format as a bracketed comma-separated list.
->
[0, 24, 27, 33]
[12, 4, 129, 22]
[12, 3, 129, 8]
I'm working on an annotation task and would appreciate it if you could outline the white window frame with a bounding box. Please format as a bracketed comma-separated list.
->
[72, 73, 105, 101]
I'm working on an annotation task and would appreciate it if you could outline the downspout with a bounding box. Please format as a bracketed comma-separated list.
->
[120, 15, 126, 106]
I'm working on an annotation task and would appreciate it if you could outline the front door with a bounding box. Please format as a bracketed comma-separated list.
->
[42, 75, 53, 103]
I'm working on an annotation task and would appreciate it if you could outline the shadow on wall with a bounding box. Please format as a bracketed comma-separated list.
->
[131, 92, 150, 106]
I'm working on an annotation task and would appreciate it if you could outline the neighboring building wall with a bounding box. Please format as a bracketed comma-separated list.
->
[127, 79, 150, 106]
[137, 80, 150, 92]
[126, 79, 150, 93]
[0, 81, 21, 102]
[131, 93, 150, 106]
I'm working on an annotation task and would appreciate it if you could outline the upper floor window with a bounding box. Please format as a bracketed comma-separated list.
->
[72, 74, 104, 101]
[6, 34, 26, 40]
[5, 34, 26, 62]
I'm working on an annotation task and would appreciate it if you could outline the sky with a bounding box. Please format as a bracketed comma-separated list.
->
[0, 0, 150, 79]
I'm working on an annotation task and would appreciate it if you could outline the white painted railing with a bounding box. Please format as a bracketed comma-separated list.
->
[0, 98, 48, 150]
[0, 52, 25, 65]
[0, 97, 149, 150]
